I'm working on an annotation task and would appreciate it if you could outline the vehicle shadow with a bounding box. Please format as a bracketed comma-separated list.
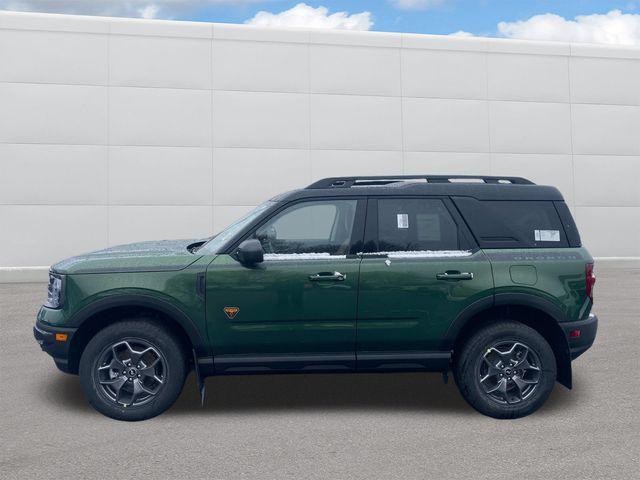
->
[43, 373, 92, 413]
[169, 371, 578, 416]
[43, 370, 578, 416]
[169, 372, 471, 415]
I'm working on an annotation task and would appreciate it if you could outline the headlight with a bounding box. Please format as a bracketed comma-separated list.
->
[45, 272, 65, 309]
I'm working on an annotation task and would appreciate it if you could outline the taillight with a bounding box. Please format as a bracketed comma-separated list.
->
[585, 263, 596, 302]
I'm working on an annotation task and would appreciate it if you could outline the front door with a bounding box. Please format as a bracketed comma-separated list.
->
[357, 197, 493, 370]
[206, 198, 365, 373]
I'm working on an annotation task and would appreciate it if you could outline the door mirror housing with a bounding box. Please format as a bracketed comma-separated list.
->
[236, 239, 264, 266]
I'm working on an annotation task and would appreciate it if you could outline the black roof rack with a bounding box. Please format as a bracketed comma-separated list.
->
[306, 175, 535, 189]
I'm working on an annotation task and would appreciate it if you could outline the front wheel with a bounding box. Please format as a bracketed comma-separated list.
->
[79, 320, 187, 421]
[454, 321, 557, 419]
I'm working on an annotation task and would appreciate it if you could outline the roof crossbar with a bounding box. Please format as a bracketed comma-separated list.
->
[306, 175, 535, 189]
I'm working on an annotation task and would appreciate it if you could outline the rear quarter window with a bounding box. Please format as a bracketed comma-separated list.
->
[453, 197, 569, 248]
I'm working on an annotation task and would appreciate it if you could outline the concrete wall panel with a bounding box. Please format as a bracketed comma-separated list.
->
[213, 40, 308, 93]
[109, 35, 211, 89]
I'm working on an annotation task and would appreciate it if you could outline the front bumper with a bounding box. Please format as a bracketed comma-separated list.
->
[561, 313, 598, 360]
[33, 309, 77, 374]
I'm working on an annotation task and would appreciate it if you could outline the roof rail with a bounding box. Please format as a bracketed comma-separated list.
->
[306, 175, 535, 189]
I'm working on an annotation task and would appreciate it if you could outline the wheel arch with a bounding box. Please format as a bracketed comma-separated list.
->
[66, 295, 206, 375]
[446, 294, 572, 388]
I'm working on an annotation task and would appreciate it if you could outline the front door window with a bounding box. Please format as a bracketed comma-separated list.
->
[255, 199, 358, 257]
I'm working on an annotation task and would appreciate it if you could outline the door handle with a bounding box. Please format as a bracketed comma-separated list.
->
[436, 271, 474, 281]
[309, 271, 346, 282]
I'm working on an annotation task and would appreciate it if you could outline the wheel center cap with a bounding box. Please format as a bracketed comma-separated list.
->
[127, 367, 137, 377]
[504, 368, 512, 376]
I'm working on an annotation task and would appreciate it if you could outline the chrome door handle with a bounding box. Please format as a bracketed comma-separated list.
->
[436, 271, 474, 281]
[309, 271, 346, 282]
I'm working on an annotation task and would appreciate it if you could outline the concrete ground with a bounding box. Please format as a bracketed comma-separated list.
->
[1, 261, 638, 480]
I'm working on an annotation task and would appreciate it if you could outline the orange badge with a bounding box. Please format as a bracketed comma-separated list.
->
[223, 306, 240, 319]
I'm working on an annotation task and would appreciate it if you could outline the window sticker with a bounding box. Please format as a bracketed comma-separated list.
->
[534, 229, 560, 242]
[397, 213, 409, 229]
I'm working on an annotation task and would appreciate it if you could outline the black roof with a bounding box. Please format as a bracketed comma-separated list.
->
[274, 175, 565, 202]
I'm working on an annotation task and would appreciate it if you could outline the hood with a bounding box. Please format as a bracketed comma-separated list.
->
[52, 239, 205, 275]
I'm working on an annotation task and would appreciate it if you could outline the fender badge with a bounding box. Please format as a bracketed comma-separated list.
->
[223, 306, 240, 319]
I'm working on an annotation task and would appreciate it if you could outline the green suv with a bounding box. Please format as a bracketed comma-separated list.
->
[34, 175, 598, 421]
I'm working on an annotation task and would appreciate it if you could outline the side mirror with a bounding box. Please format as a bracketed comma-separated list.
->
[236, 239, 264, 266]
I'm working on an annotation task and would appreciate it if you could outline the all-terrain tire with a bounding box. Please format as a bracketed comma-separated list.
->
[454, 320, 557, 419]
[79, 319, 187, 421]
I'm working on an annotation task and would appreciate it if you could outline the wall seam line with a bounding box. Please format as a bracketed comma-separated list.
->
[568, 43, 577, 209]
[4, 141, 640, 156]
[485, 51, 492, 175]
[211, 24, 215, 233]
[3, 79, 640, 108]
[106, 19, 111, 247]
[307, 30, 312, 181]
[399, 34, 405, 173]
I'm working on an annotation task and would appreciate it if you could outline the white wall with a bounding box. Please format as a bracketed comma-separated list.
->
[1, 11, 639, 276]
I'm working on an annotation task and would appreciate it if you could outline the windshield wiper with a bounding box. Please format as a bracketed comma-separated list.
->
[188, 235, 217, 254]
[187, 240, 208, 254]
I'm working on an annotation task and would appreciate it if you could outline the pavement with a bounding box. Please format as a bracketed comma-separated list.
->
[1, 260, 639, 480]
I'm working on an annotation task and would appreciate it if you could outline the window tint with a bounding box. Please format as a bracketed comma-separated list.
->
[255, 200, 358, 255]
[377, 198, 459, 251]
[453, 198, 568, 248]
[554, 201, 581, 247]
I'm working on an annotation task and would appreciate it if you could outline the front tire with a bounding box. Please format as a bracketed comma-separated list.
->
[79, 319, 187, 421]
[454, 321, 557, 419]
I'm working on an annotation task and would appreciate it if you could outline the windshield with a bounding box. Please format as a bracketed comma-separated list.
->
[196, 201, 275, 255]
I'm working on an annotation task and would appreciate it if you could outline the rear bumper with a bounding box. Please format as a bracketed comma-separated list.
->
[33, 311, 77, 374]
[561, 313, 598, 360]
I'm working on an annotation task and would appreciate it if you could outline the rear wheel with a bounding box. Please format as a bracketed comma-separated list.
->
[454, 321, 556, 419]
[79, 319, 187, 421]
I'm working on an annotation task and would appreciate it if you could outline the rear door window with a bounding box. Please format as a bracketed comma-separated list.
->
[376, 198, 462, 252]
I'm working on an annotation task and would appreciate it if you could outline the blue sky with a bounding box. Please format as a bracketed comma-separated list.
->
[1, 1, 639, 44]
[191, 1, 637, 36]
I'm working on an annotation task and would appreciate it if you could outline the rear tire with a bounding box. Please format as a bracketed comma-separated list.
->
[79, 319, 187, 421]
[454, 321, 556, 419]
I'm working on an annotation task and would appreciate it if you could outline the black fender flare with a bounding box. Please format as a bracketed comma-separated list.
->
[68, 294, 209, 357]
[441, 295, 494, 350]
[494, 292, 568, 323]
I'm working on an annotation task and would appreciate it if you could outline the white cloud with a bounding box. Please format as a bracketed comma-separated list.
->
[0, 1, 265, 20]
[139, 4, 160, 19]
[246, 3, 372, 30]
[449, 30, 473, 37]
[390, 0, 445, 10]
[497, 9, 640, 46]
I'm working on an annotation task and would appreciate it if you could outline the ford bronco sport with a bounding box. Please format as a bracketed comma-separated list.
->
[34, 175, 598, 421]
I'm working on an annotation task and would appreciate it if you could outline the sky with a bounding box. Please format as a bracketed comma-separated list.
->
[1, 1, 640, 45]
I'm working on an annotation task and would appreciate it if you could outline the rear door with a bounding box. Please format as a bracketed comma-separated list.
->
[356, 196, 493, 370]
